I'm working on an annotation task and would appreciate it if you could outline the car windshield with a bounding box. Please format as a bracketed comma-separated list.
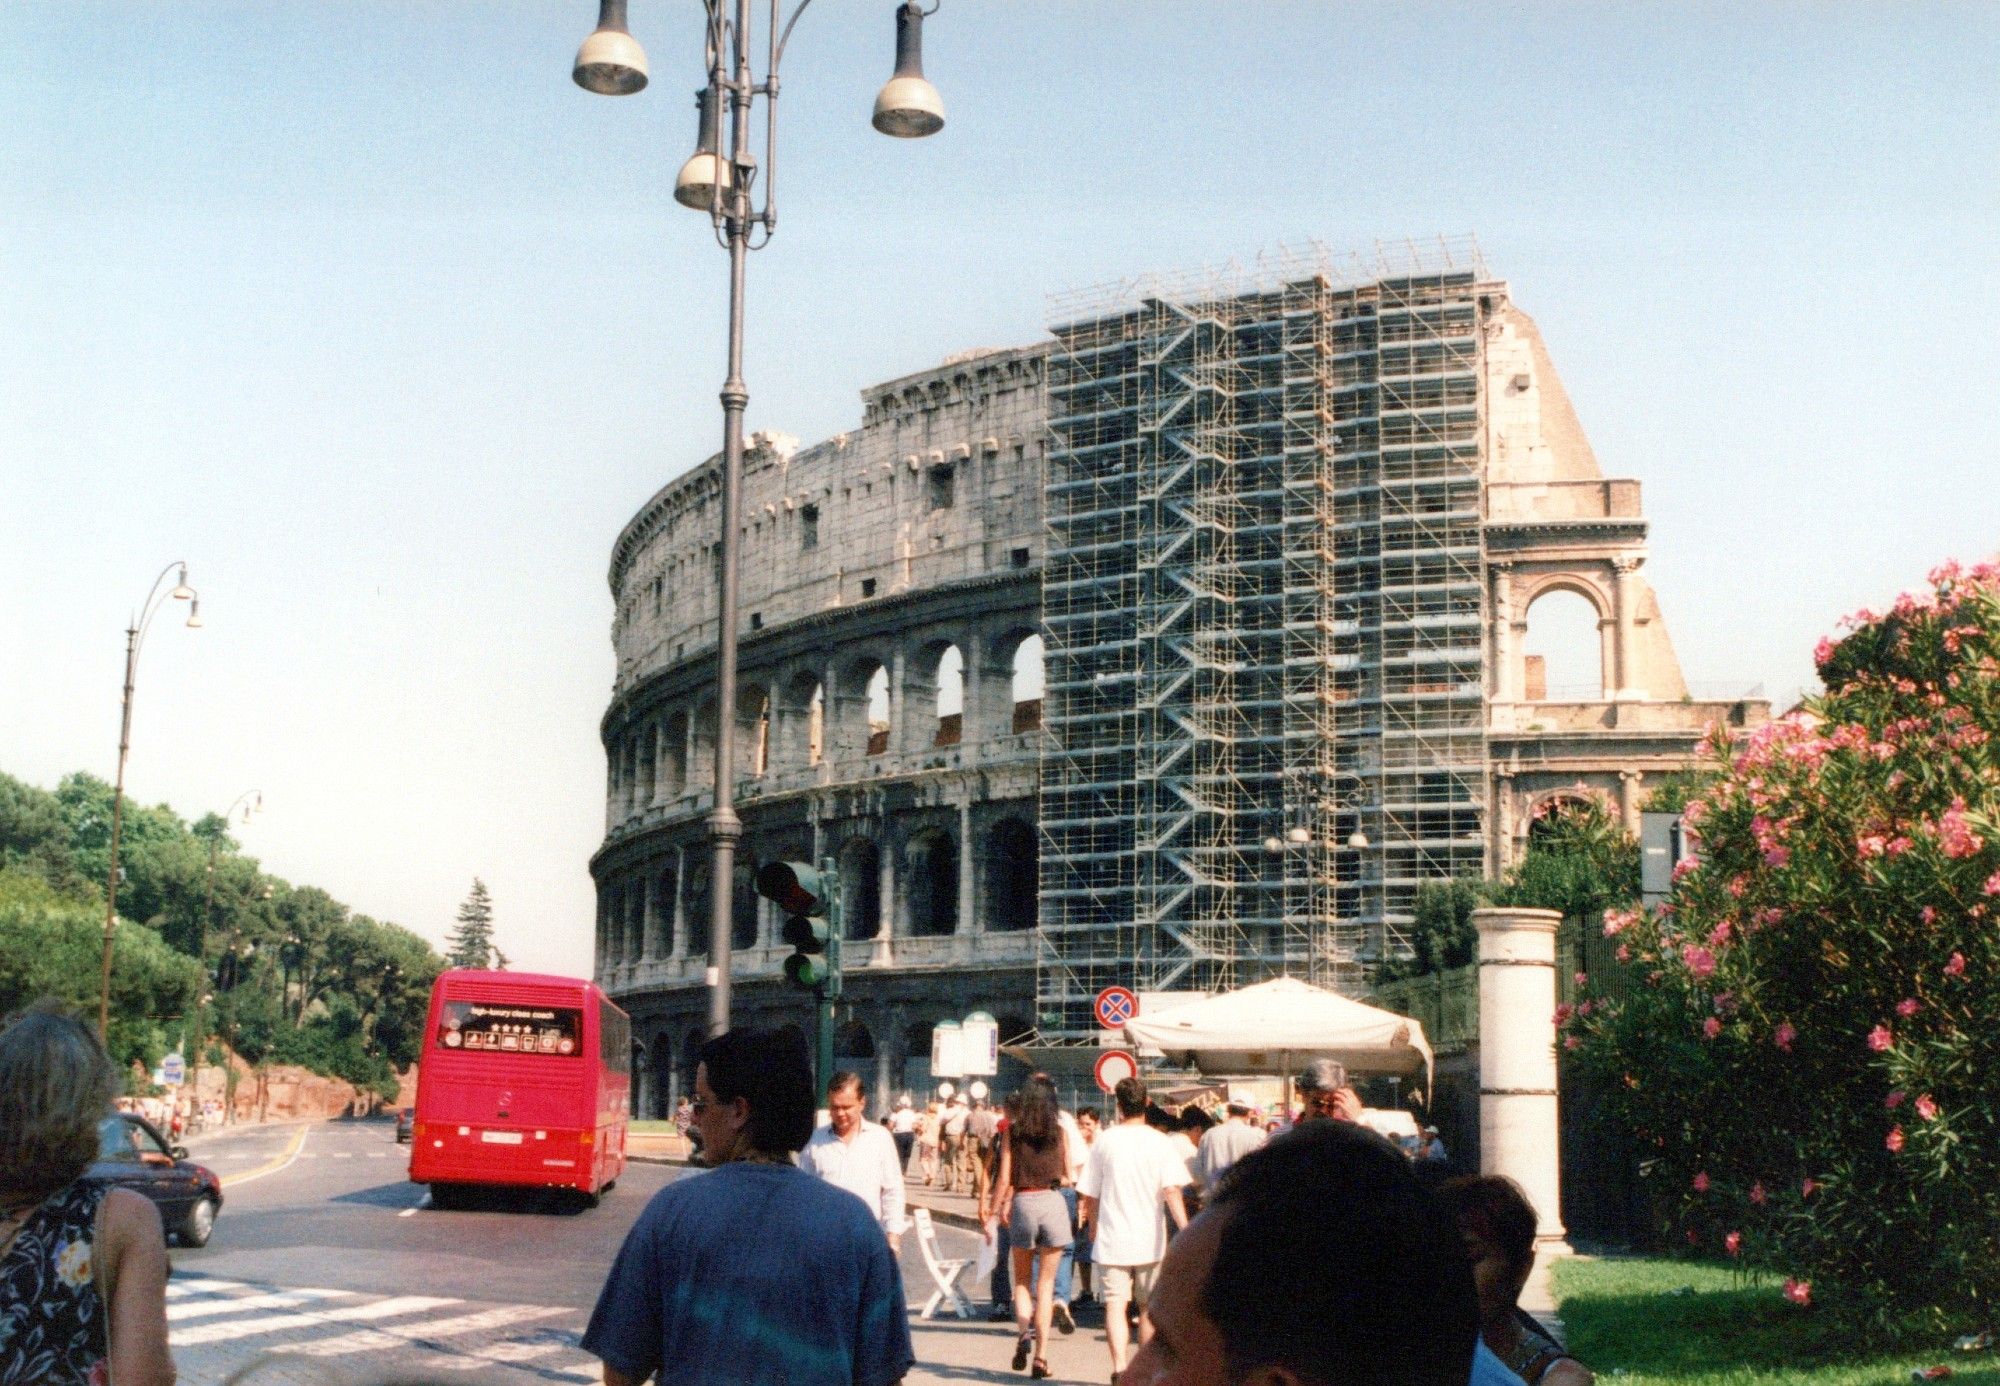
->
[97, 1116, 142, 1161]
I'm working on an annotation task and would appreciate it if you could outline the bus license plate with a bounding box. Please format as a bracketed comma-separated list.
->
[480, 1131, 524, 1145]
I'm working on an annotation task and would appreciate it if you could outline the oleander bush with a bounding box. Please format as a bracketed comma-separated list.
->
[1563, 558, 2000, 1336]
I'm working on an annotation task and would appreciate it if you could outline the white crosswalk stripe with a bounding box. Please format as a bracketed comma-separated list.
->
[166, 1276, 600, 1381]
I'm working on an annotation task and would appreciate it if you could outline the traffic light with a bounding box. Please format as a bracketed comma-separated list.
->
[756, 861, 837, 993]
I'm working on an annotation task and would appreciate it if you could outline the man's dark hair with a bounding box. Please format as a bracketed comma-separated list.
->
[1296, 1057, 1346, 1093]
[697, 1026, 816, 1155]
[1437, 1174, 1539, 1281]
[1204, 1120, 1477, 1386]
[1112, 1076, 1147, 1119]
[827, 1070, 866, 1101]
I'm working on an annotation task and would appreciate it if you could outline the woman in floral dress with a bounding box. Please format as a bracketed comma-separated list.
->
[0, 1004, 175, 1386]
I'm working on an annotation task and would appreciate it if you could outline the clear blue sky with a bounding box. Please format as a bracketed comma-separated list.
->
[5, 3, 1996, 974]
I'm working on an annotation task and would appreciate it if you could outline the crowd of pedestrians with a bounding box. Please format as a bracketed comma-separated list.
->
[0, 1000, 1590, 1386]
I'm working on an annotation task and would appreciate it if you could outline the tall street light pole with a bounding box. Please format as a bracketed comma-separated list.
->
[98, 562, 202, 1039]
[189, 791, 261, 1117]
[572, 0, 946, 1037]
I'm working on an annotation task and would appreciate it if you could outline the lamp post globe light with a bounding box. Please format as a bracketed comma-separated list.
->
[572, 0, 946, 1038]
[97, 562, 202, 1040]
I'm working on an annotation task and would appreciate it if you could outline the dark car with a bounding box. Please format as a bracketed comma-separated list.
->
[92, 1113, 224, 1247]
[393, 1107, 413, 1143]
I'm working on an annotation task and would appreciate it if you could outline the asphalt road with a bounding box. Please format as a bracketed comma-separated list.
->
[169, 1118, 1115, 1386]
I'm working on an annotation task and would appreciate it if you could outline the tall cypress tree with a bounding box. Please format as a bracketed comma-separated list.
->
[445, 878, 496, 970]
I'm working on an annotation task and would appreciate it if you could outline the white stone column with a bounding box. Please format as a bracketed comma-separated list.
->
[606, 737, 622, 833]
[873, 830, 897, 967]
[670, 846, 687, 958]
[640, 873, 657, 962]
[1612, 558, 1639, 700]
[1619, 770, 1642, 836]
[957, 801, 977, 936]
[1476, 906, 1570, 1253]
[652, 721, 668, 807]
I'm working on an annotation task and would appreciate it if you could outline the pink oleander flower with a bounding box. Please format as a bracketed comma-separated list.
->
[1554, 1003, 1575, 1026]
[1692, 1171, 1710, 1193]
[1615, 943, 1632, 963]
[1707, 921, 1734, 949]
[1575, 971, 1589, 987]
[1682, 945, 1717, 979]
[1784, 1278, 1812, 1307]
[1857, 834, 1888, 859]
[1916, 1094, 1939, 1121]
[1885, 1090, 1906, 1110]
[1602, 907, 1637, 938]
[1562, 1034, 1581, 1051]
[1945, 951, 1967, 977]
[1801, 1178, 1819, 1198]
[1672, 855, 1701, 882]
[1867, 1025, 1894, 1052]
[1936, 798, 1985, 859]
[1813, 636, 1837, 667]
[1985, 870, 2000, 897]
[1886, 1125, 1906, 1153]
[1749, 1181, 1766, 1205]
[1774, 1022, 1798, 1052]
[1702, 1017, 1722, 1040]
[1724, 1230, 1742, 1256]
[1686, 1228, 1700, 1246]
[1764, 845, 1791, 867]
[1896, 997, 1920, 1017]
[1921, 906, 1938, 925]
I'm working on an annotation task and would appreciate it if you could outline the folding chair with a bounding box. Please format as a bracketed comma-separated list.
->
[910, 1207, 976, 1320]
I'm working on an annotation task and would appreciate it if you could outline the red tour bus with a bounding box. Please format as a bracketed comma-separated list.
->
[409, 969, 630, 1204]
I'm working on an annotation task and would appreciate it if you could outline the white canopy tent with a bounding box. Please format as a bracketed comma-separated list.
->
[1121, 976, 1435, 1097]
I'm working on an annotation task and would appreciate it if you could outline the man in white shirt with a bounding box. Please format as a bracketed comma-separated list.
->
[1077, 1077, 1189, 1378]
[799, 1071, 907, 1253]
[1191, 1102, 1267, 1192]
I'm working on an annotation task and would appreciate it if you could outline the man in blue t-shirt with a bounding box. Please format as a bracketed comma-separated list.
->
[582, 1027, 914, 1386]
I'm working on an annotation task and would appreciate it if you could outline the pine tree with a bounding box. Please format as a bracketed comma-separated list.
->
[445, 878, 496, 970]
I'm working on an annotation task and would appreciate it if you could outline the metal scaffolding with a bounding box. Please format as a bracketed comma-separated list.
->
[1037, 239, 1494, 1043]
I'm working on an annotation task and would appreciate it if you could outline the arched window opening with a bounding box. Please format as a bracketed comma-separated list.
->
[1011, 635, 1045, 732]
[1522, 590, 1604, 701]
[866, 666, 891, 756]
[731, 864, 758, 951]
[839, 839, 882, 943]
[834, 1020, 876, 1061]
[636, 731, 657, 807]
[655, 867, 678, 956]
[934, 646, 965, 747]
[738, 685, 771, 778]
[985, 818, 1038, 932]
[662, 711, 689, 798]
[906, 830, 958, 936]
[683, 860, 711, 958]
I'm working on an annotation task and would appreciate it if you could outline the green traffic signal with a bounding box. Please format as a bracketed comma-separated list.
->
[784, 953, 829, 988]
[763, 861, 835, 993]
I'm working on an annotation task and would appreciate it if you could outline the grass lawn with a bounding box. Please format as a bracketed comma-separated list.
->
[626, 1119, 681, 1134]
[1556, 1257, 1996, 1384]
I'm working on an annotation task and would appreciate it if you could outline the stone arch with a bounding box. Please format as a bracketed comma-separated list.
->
[683, 857, 711, 958]
[661, 709, 689, 798]
[830, 655, 890, 760]
[682, 1025, 706, 1093]
[984, 816, 1037, 932]
[730, 862, 758, 951]
[736, 682, 772, 778]
[776, 670, 825, 769]
[1524, 786, 1616, 849]
[834, 1019, 876, 1061]
[1521, 584, 1607, 701]
[635, 725, 657, 808]
[690, 697, 718, 789]
[837, 836, 883, 942]
[901, 639, 966, 751]
[905, 828, 958, 936]
[652, 863, 678, 957]
[650, 1033, 675, 1114]
[1008, 633, 1046, 733]
[624, 880, 645, 964]
[631, 1037, 651, 1117]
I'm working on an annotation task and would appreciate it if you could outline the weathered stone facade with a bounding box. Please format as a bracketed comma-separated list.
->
[595, 285, 1767, 1113]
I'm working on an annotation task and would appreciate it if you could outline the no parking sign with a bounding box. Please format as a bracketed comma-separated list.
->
[1093, 986, 1138, 1030]
[1093, 1050, 1139, 1094]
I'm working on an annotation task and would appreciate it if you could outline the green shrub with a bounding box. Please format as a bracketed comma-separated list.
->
[1564, 559, 2000, 1336]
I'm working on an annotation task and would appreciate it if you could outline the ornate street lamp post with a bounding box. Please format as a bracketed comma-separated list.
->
[572, 0, 945, 1036]
[97, 562, 202, 1039]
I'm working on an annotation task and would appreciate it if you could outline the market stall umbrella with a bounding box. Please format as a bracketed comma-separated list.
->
[1121, 976, 1434, 1097]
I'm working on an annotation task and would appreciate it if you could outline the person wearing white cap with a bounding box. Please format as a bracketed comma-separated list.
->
[888, 1093, 919, 1169]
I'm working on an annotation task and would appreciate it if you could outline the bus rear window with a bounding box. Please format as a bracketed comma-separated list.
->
[437, 1001, 582, 1057]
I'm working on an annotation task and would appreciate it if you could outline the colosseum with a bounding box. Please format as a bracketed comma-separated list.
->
[593, 245, 1767, 1115]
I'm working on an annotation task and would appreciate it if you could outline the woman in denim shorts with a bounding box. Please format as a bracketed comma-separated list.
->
[984, 1075, 1073, 1379]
